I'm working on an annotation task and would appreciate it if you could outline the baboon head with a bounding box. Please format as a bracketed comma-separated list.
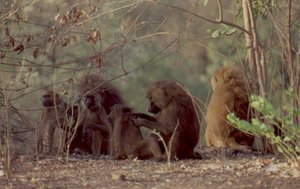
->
[42, 90, 62, 107]
[78, 74, 105, 112]
[81, 92, 102, 112]
[78, 73, 123, 113]
[211, 66, 244, 91]
[146, 80, 186, 114]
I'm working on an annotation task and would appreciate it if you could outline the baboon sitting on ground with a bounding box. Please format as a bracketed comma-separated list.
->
[37, 89, 68, 153]
[132, 80, 202, 160]
[205, 66, 255, 150]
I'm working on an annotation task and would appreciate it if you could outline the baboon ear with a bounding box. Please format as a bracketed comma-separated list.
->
[214, 75, 218, 82]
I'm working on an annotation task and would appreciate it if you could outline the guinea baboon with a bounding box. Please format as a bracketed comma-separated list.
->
[75, 91, 111, 156]
[132, 80, 201, 160]
[205, 66, 255, 150]
[78, 74, 124, 113]
[36, 89, 67, 153]
[108, 104, 163, 160]
[108, 104, 143, 159]
[76, 74, 123, 156]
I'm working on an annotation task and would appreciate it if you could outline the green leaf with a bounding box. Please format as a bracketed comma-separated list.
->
[226, 28, 236, 35]
[283, 136, 291, 142]
[277, 146, 283, 153]
[295, 146, 300, 152]
[211, 30, 220, 38]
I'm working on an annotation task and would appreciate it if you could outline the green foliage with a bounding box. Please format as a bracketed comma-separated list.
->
[227, 94, 300, 163]
[236, 0, 278, 19]
[211, 27, 236, 39]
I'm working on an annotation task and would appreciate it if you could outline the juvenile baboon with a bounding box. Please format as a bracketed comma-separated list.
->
[76, 74, 123, 156]
[108, 104, 144, 159]
[36, 89, 67, 153]
[132, 80, 201, 160]
[205, 66, 255, 150]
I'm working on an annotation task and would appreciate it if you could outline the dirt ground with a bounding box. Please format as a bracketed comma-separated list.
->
[1, 148, 300, 189]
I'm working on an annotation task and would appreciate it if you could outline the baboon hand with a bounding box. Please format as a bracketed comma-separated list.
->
[131, 117, 143, 127]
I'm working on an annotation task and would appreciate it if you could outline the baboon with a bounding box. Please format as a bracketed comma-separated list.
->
[76, 74, 123, 156]
[37, 89, 67, 153]
[205, 66, 255, 150]
[75, 91, 111, 156]
[37, 89, 95, 155]
[108, 104, 144, 159]
[109, 104, 163, 160]
[132, 80, 201, 160]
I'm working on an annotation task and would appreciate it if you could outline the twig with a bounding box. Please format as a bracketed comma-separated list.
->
[150, 0, 251, 35]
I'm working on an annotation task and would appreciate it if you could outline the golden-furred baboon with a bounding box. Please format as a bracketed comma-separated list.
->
[36, 89, 67, 153]
[76, 74, 123, 156]
[205, 66, 255, 150]
[132, 80, 201, 160]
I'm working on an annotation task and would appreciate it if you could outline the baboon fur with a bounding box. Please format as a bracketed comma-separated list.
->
[37, 89, 67, 153]
[133, 80, 201, 160]
[108, 105, 145, 159]
[75, 74, 123, 156]
[205, 66, 255, 150]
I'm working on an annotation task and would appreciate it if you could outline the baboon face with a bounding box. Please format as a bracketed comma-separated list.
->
[147, 88, 171, 114]
[42, 91, 60, 107]
[82, 93, 101, 112]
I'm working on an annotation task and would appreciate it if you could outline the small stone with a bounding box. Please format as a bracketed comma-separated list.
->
[265, 163, 278, 173]
[112, 173, 126, 181]
[0, 170, 4, 177]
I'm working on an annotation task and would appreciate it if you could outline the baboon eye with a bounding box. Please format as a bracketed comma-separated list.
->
[43, 95, 50, 98]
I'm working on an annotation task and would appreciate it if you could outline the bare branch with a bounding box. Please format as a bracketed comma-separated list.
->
[216, 0, 223, 22]
[150, 0, 251, 35]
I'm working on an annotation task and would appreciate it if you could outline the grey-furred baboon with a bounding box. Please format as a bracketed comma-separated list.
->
[36, 89, 66, 153]
[75, 74, 123, 156]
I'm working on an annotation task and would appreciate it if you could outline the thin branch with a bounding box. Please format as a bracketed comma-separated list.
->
[246, 0, 267, 97]
[216, 0, 223, 22]
[151, 0, 251, 35]
[74, 1, 145, 26]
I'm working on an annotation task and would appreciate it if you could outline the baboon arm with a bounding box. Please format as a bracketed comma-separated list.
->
[97, 107, 112, 134]
[131, 113, 157, 122]
[86, 123, 110, 134]
[75, 108, 85, 127]
[133, 118, 171, 136]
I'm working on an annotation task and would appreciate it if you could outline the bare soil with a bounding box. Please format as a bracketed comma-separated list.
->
[1, 148, 300, 189]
